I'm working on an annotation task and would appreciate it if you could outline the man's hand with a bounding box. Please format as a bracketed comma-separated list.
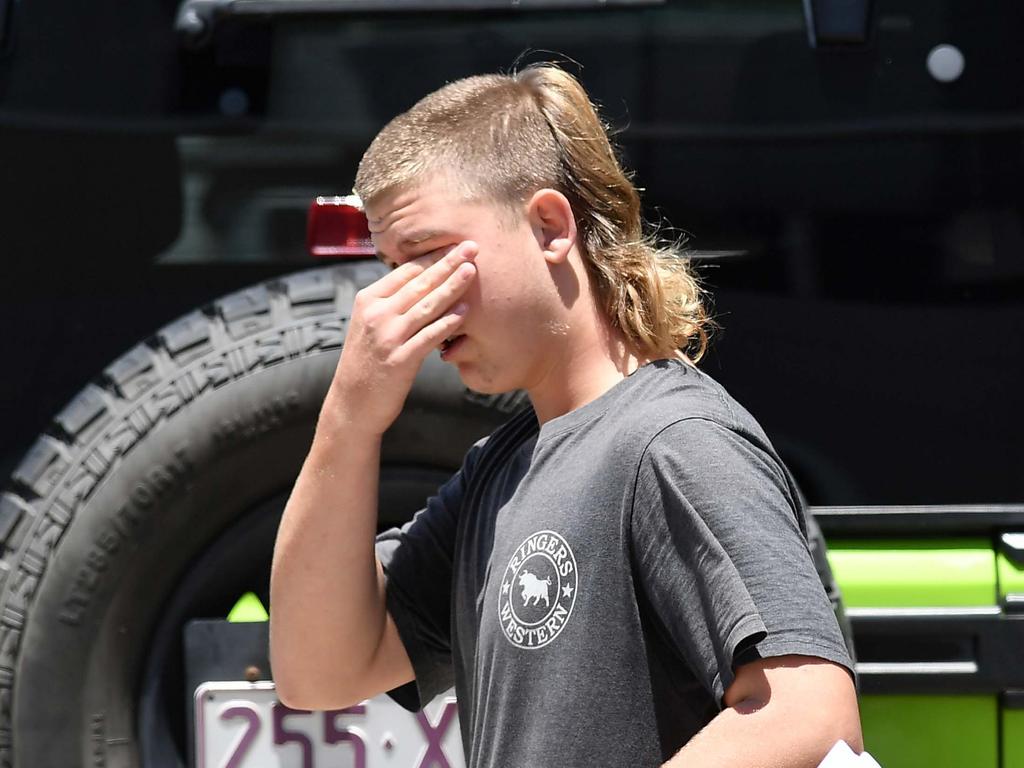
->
[664, 655, 862, 767]
[327, 240, 478, 437]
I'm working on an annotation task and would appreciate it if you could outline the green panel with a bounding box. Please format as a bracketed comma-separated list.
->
[825, 539, 996, 608]
[860, 695, 998, 768]
[1005, 708, 1024, 768]
[997, 551, 1024, 601]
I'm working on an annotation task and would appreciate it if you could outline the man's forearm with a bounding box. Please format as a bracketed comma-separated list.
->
[270, 243, 478, 709]
[662, 656, 862, 767]
[663, 696, 859, 768]
[269, 389, 388, 706]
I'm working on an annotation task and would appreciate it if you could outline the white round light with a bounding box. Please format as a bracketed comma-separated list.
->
[927, 44, 965, 83]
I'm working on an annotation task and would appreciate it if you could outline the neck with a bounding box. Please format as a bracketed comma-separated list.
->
[526, 315, 649, 425]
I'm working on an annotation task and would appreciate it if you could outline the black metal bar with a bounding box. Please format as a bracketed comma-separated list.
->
[849, 607, 1024, 695]
[811, 505, 1024, 537]
[175, 0, 664, 46]
[234, 0, 661, 11]
[1004, 690, 1024, 710]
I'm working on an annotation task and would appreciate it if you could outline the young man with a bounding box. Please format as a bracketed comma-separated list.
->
[270, 64, 862, 767]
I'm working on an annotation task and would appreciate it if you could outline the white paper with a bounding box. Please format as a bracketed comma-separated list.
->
[817, 740, 883, 768]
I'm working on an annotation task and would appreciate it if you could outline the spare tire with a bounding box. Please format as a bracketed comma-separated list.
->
[0, 261, 526, 768]
[0, 260, 853, 767]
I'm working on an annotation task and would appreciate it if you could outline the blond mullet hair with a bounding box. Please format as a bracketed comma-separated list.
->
[354, 63, 714, 363]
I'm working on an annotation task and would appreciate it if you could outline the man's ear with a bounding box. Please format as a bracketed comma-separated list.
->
[526, 189, 577, 265]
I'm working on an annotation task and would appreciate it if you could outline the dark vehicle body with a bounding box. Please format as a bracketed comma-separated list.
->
[1, 0, 1022, 765]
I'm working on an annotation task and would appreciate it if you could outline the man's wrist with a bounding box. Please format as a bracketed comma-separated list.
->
[319, 384, 391, 441]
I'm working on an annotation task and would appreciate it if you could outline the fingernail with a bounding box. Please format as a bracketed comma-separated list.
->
[463, 241, 479, 259]
[453, 302, 469, 315]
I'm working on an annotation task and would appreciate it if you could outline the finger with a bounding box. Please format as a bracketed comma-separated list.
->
[386, 241, 478, 313]
[361, 253, 435, 299]
[397, 260, 476, 338]
[402, 302, 469, 360]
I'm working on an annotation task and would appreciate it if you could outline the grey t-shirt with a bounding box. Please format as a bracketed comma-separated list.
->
[375, 358, 853, 767]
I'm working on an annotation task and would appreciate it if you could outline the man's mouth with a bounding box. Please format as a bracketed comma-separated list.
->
[440, 334, 466, 359]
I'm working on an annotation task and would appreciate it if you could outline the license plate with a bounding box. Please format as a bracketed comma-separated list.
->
[194, 681, 466, 768]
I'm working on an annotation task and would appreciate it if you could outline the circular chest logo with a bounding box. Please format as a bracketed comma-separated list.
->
[498, 529, 578, 649]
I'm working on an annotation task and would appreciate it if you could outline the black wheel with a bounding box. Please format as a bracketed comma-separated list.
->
[0, 261, 525, 768]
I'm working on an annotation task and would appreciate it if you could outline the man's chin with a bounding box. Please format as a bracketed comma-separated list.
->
[453, 365, 517, 397]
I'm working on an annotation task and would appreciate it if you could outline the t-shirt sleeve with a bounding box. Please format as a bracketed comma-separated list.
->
[373, 439, 484, 711]
[630, 417, 854, 707]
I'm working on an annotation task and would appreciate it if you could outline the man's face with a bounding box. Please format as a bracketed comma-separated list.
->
[365, 176, 567, 395]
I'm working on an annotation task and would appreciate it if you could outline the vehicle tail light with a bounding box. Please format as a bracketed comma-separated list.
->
[306, 195, 375, 259]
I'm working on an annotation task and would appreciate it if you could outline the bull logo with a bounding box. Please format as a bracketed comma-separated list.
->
[518, 570, 551, 607]
[498, 530, 578, 650]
